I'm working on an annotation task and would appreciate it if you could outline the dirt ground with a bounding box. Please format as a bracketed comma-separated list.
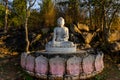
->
[0, 54, 120, 80]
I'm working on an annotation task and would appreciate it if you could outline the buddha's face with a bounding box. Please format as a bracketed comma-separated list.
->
[57, 17, 65, 27]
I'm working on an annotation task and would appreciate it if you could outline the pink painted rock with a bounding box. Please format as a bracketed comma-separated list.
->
[26, 55, 35, 72]
[95, 52, 104, 72]
[67, 56, 82, 76]
[21, 52, 28, 69]
[35, 55, 48, 75]
[49, 56, 65, 77]
[83, 55, 95, 74]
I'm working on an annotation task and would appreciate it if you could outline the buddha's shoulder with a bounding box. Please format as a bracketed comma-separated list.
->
[63, 26, 68, 30]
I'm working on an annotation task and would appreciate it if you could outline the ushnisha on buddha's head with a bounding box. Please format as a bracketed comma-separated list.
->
[57, 17, 65, 27]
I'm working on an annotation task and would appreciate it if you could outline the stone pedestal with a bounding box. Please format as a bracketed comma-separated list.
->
[21, 49, 104, 79]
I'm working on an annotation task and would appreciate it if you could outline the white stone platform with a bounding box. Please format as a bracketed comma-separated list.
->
[37, 49, 87, 54]
[45, 46, 76, 53]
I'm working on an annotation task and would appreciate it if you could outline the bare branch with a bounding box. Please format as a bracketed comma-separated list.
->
[28, 0, 36, 10]
[108, 5, 119, 28]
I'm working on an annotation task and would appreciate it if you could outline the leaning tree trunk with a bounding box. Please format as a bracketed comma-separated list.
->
[25, 11, 30, 53]
[24, 0, 36, 53]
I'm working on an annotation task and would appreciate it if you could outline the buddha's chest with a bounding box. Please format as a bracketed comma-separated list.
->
[56, 28, 66, 35]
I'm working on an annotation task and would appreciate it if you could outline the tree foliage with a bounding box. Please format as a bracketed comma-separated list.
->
[77, 0, 120, 42]
[28, 9, 41, 30]
[0, 0, 120, 52]
[111, 16, 120, 31]
[0, 4, 5, 28]
[11, 0, 26, 27]
[40, 0, 56, 27]
[67, 0, 81, 23]
[57, 0, 81, 24]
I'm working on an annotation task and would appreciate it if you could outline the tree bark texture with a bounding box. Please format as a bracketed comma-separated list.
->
[4, 0, 8, 33]
[25, 13, 30, 53]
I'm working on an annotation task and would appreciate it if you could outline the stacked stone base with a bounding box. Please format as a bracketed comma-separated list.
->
[21, 49, 104, 79]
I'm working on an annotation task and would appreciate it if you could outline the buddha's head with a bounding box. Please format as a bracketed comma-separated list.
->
[57, 17, 65, 27]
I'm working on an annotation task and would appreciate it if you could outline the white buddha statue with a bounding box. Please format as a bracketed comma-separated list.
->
[46, 17, 76, 52]
[53, 17, 69, 43]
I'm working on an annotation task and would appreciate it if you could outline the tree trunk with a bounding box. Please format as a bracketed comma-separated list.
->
[4, 0, 8, 33]
[102, 6, 109, 43]
[25, 13, 30, 53]
[24, 0, 36, 53]
[88, 1, 92, 27]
